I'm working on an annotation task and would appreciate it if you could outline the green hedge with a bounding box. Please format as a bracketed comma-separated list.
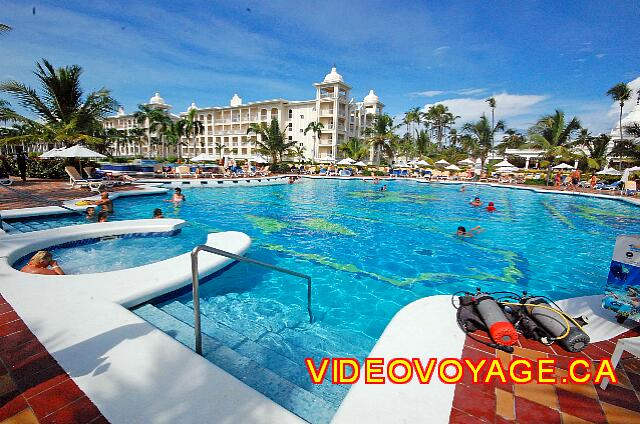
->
[523, 179, 548, 186]
[3, 156, 94, 179]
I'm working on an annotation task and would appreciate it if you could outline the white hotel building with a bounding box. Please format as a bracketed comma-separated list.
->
[103, 67, 384, 162]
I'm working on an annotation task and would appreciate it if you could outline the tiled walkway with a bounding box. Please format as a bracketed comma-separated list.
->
[0, 295, 108, 424]
[450, 327, 640, 423]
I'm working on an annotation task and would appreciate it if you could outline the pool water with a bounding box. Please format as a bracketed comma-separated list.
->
[8, 179, 640, 420]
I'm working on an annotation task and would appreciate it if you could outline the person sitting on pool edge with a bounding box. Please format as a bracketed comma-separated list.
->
[85, 206, 96, 220]
[470, 196, 482, 207]
[21, 250, 65, 275]
[92, 192, 113, 214]
[153, 208, 164, 219]
[486, 202, 496, 212]
[456, 225, 484, 237]
[97, 211, 108, 223]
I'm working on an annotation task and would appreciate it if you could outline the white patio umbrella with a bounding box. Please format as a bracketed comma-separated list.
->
[494, 159, 515, 168]
[191, 153, 218, 162]
[39, 148, 66, 158]
[622, 166, 640, 182]
[596, 168, 622, 176]
[416, 160, 431, 166]
[434, 159, 450, 166]
[250, 155, 268, 164]
[552, 163, 574, 170]
[394, 162, 410, 168]
[44, 145, 106, 159]
[458, 158, 475, 166]
[445, 164, 461, 171]
[353, 161, 366, 167]
[337, 158, 354, 165]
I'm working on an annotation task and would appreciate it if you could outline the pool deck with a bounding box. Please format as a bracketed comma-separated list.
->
[1, 176, 640, 423]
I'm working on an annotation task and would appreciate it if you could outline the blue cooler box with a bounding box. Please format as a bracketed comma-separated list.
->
[602, 234, 640, 322]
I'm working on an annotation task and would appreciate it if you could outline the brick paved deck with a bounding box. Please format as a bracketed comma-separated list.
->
[0, 295, 108, 424]
[450, 327, 640, 423]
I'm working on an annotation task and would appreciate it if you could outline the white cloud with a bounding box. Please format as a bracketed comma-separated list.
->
[410, 90, 445, 97]
[456, 88, 488, 96]
[422, 92, 548, 128]
[595, 53, 606, 59]
[433, 46, 450, 55]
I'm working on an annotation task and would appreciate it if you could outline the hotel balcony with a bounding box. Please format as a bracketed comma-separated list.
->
[320, 109, 334, 116]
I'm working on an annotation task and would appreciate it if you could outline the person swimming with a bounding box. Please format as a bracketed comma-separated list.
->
[97, 211, 108, 222]
[153, 208, 164, 219]
[166, 187, 186, 203]
[470, 196, 482, 207]
[486, 202, 496, 212]
[459, 185, 466, 192]
[456, 225, 484, 237]
[380, 184, 387, 191]
[85, 206, 96, 220]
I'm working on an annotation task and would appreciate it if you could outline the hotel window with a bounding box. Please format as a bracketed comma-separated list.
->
[288, 123, 292, 131]
[299, 142, 304, 147]
[288, 109, 293, 118]
[300, 129, 303, 133]
[288, 136, 293, 141]
[300, 115, 304, 119]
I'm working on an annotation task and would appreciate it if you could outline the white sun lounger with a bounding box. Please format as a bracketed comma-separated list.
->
[600, 335, 640, 389]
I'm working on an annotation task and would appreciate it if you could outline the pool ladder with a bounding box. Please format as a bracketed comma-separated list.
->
[190, 245, 314, 355]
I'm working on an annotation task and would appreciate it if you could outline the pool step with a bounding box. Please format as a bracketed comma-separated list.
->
[160, 301, 348, 406]
[133, 304, 337, 424]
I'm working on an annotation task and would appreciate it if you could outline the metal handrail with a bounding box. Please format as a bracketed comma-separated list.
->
[190, 245, 314, 354]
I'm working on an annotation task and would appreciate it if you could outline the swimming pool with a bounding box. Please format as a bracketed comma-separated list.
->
[7, 179, 640, 422]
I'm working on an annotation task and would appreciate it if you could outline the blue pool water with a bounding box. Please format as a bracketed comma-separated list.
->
[8, 179, 640, 421]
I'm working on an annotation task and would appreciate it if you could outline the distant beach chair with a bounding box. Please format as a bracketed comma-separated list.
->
[0, 177, 12, 186]
[339, 169, 351, 177]
[595, 180, 622, 191]
[319, 168, 327, 176]
[175, 165, 195, 178]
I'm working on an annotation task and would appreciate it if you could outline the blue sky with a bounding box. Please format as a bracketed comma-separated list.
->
[1, 0, 639, 133]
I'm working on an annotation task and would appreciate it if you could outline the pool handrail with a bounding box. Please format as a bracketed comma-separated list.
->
[190, 245, 314, 355]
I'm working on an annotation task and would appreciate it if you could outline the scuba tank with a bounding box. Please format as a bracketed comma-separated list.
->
[521, 296, 590, 352]
[455, 293, 514, 353]
[474, 292, 519, 346]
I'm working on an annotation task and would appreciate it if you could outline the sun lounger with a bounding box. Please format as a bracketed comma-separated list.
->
[175, 165, 195, 178]
[0, 178, 12, 186]
[339, 169, 351, 177]
[600, 335, 640, 389]
[623, 180, 638, 196]
[595, 180, 622, 191]
[65, 166, 113, 191]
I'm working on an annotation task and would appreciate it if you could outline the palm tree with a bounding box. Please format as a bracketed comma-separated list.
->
[0, 24, 11, 33]
[575, 132, 611, 171]
[485, 97, 497, 151]
[247, 118, 295, 165]
[304, 121, 324, 161]
[0, 59, 117, 148]
[461, 115, 505, 169]
[133, 105, 168, 158]
[423, 104, 459, 145]
[127, 127, 146, 157]
[496, 129, 526, 154]
[182, 108, 204, 159]
[415, 129, 432, 156]
[165, 121, 186, 158]
[338, 137, 369, 161]
[403, 107, 421, 137]
[148, 113, 173, 158]
[364, 114, 397, 163]
[528, 110, 581, 183]
[288, 145, 306, 162]
[215, 140, 226, 159]
[606, 83, 632, 145]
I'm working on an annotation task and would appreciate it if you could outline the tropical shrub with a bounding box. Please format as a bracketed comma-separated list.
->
[4, 157, 69, 179]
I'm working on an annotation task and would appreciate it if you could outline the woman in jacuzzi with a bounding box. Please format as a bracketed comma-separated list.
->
[21, 250, 65, 275]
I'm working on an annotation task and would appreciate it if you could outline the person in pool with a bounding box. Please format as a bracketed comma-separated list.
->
[85, 206, 96, 220]
[153, 208, 164, 219]
[380, 184, 387, 191]
[486, 202, 496, 212]
[92, 192, 113, 214]
[166, 187, 186, 203]
[459, 185, 466, 192]
[21, 250, 65, 275]
[97, 211, 108, 222]
[456, 226, 484, 237]
[470, 196, 482, 207]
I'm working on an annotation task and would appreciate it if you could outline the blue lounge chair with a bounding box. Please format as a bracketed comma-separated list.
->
[623, 181, 638, 196]
[399, 170, 408, 177]
[595, 180, 622, 191]
[319, 168, 327, 175]
[339, 169, 351, 177]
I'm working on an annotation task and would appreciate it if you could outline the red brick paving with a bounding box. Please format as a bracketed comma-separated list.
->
[0, 178, 140, 211]
[449, 326, 640, 423]
[0, 295, 108, 423]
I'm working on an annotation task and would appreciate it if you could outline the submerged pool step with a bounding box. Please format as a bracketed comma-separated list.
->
[160, 301, 348, 406]
[133, 303, 337, 424]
